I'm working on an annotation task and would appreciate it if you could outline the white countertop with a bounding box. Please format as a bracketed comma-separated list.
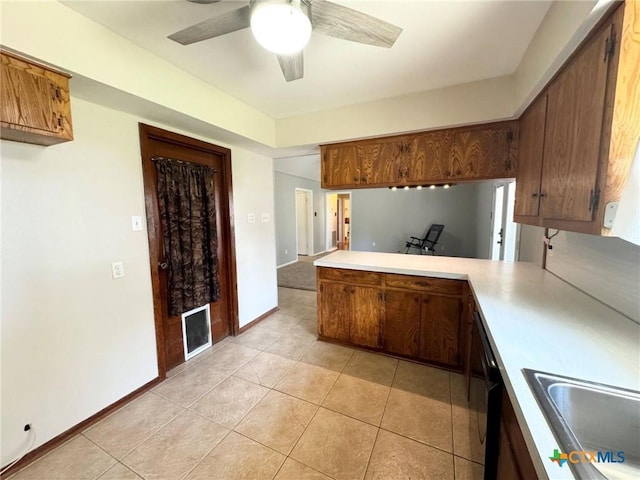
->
[315, 251, 640, 480]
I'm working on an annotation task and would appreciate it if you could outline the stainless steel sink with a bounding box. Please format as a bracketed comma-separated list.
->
[524, 369, 640, 479]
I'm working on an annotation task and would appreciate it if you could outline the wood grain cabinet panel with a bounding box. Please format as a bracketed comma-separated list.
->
[318, 281, 351, 342]
[385, 274, 463, 296]
[384, 289, 421, 357]
[358, 141, 396, 186]
[1, 50, 73, 146]
[411, 131, 453, 182]
[350, 286, 383, 348]
[419, 295, 462, 367]
[322, 144, 360, 187]
[514, 93, 548, 218]
[450, 125, 513, 180]
[318, 267, 383, 286]
[498, 390, 537, 480]
[540, 20, 612, 223]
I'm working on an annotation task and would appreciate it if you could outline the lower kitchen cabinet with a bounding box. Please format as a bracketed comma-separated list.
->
[318, 281, 351, 342]
[498, 390, 537, 480]
[419, 294, 462, 366]
[384, 289, 421, 357]
[318, 267, 465, 370]
[318, 269, 383, 348]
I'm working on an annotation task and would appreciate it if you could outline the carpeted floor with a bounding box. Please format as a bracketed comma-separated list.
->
[277, 252, 332, 291]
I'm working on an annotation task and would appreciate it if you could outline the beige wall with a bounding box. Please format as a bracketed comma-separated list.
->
[0, 97, 277, 465]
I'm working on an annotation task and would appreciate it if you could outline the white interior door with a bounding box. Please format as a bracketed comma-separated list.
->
[295, 189, 312, 256]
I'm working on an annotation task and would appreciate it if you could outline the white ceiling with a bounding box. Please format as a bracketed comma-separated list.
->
[62, 0, 551, 120]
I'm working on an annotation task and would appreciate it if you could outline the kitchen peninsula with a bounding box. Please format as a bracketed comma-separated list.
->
[314, 250, 640, 480]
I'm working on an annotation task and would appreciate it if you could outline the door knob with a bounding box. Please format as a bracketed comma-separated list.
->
[158, 261, 169, 270]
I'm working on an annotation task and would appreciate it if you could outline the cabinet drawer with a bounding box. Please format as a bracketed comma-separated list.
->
[318, 267, 384, 286]
[385, 274, 464, 296]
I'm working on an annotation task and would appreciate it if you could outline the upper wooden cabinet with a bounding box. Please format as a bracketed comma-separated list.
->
[321, 121, 517, 189]
[1, 50, 73, 146]
[514, 94, 547, 218]
[515, 1, 640, 235]
[450, 124, 514, 180]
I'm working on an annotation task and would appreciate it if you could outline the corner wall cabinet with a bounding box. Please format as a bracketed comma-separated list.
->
[0, 50, 73, 146]
[514, 2, 640, 235]
[317, 267, 467, 370]
[320, 121, 518, 189]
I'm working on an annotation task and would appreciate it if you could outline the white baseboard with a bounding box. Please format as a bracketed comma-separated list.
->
[277, 259, 298, 269]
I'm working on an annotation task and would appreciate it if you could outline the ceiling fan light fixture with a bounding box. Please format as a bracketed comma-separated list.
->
[251, 0, 311, 55]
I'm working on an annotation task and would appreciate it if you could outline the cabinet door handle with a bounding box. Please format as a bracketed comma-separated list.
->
[532, 193, 539, 198]
[538, 192, 547, 198]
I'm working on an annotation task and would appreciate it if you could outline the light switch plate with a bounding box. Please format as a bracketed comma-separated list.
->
[261, 213, 270, 223]
[131, 216, 143, 231]
[248, 213, 256, 223]
[112, 261, 125, 279]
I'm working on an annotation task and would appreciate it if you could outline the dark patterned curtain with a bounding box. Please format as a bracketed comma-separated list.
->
[154, 156, 220, 316]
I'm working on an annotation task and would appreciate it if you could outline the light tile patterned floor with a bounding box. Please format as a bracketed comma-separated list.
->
[8, 287, 484, 480]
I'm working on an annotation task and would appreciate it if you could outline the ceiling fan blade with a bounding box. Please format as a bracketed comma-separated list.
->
[168, 5, 251, 45]
[311, 0, 402, 48]
[278, 52, 304, 82]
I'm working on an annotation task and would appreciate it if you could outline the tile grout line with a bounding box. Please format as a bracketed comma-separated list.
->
[362, 358, 400, 479]
[449, 371, 457, 479]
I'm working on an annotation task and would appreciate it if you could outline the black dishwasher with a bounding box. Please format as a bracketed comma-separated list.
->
[468, 311, 503, 480]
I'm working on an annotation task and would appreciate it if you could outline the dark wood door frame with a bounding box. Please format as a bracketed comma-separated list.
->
[138, 123, 239, 378]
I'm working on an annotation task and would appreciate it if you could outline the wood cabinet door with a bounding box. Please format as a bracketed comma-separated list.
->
[515, 94, 547, 217]
[497, 421, 522, 480]
[359, 142, 395, 186]
[384, 289, 421, 357]
[318, 282, 350, 342]
[350, 286, 382, 348]
[378, 139, 402, 184]
[1, 62, 56, 133]
[411, 131, 453, 182]
[450, 126, 511, 180]
[322, 145, 360, 187]
[540, 20, 613, 222]
[419, 295, 462, 367]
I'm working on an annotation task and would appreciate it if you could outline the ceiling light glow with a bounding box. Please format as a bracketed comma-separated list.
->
[251, 0, 311, 55]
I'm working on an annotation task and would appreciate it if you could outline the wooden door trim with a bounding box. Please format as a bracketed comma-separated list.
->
[138, 123, 239, 378]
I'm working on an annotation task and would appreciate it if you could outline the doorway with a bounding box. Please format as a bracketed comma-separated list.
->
[325, 192, 351, 251]
[490, 181, 519, 261]
[139, 124, 238, 377]
[295, 188, 313, 256]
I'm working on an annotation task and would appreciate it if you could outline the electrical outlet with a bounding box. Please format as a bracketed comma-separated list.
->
[111, 261, 125, 279]
[248, 213, 256, 223]
[261, 213, 270, 222]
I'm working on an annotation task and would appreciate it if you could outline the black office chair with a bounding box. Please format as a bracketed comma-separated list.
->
[405, 224, 444, 255]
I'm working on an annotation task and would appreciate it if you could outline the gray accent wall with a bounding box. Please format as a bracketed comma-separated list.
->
[350, 184, 480, 258]
[274, 171, 326, 266]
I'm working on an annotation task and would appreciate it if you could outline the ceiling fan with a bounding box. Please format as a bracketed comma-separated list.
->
[168, 0, 402, 82]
